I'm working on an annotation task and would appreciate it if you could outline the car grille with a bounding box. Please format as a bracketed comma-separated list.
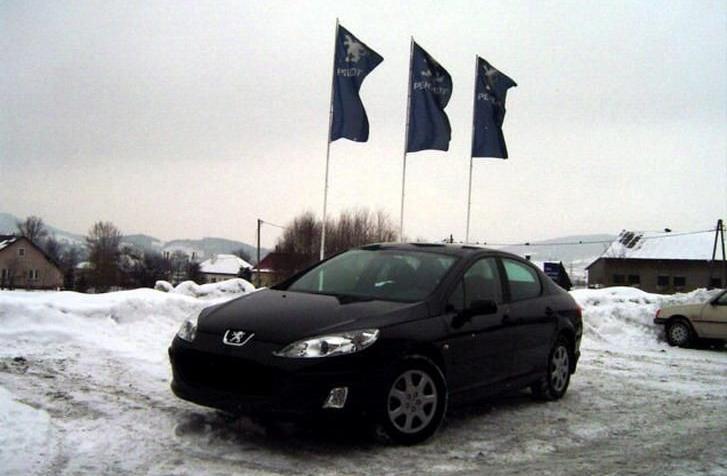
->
[173, 347, 276, 396]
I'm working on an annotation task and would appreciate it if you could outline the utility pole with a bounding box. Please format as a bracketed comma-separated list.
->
[709, 219, 726, 288]
[256, 218, 262, 288]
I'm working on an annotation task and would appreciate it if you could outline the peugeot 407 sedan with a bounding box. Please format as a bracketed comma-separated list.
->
[169, 243, 582, 444]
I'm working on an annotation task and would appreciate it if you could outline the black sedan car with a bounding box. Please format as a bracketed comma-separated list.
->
[169, 243, 582, 444]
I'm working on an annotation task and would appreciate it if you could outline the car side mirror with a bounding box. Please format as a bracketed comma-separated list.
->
[469, 299, 498, 316]
[453, 299, 498, 327]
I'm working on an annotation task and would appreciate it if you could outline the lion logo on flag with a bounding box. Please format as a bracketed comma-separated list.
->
[344, 35, 367, 63]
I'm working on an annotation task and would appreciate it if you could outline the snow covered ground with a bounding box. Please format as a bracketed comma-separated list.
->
[0, 283, 724, 475]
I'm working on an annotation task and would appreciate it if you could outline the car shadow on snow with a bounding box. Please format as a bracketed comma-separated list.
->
[171, 388, 540, 454]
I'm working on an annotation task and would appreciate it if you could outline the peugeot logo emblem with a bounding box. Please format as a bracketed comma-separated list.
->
[223, 330, 254, 347]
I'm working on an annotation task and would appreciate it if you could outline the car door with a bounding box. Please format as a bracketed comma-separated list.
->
[693, 291, 727, 339]
[441, 257, 513, 394]
[499, 257, 557, 380]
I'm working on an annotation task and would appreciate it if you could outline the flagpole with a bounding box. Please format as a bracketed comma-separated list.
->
[399, 37, 414, 242]
[465, 55, 478, 244]
[320, 18, 339, 261]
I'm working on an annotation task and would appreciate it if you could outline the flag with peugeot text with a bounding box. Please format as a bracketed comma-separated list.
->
[330, 25, 383, 142]
[407, 42, 453, 152]
[472, 56, 517, 158]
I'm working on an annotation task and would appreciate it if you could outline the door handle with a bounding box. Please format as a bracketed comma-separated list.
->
[545, 307, 555, 318]
[502, 314, 511, 324]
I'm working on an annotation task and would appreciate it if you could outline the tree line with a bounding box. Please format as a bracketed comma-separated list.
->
[8, 216, 210, 292]
[7, 208, 397, 291]
[273, 208, 397, 279]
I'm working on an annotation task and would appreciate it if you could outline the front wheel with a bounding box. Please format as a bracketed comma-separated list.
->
[666, 319, 693, 347]
[532, 338, 571, 401]
[377, 357, 447, 445]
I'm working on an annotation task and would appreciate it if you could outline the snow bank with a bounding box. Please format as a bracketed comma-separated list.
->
[0, 386, 55, 475]
[0, 283, 252, 374]
[572, 287, 721, 349]
[155, 278, 256, 299]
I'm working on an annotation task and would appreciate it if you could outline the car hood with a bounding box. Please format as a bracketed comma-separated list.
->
[195, 289, 427, 345]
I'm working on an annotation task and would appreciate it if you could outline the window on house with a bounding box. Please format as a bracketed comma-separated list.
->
[673, 276, 686, 288]
[28, 269, 39, 280]
[627, 274, 640, 286]
[18, 248, 25, 257]
[612, 274, 625, 285]
[657, 275, 669, 287]
[709, 277, 722, 289]
[1, 269, 7, 280]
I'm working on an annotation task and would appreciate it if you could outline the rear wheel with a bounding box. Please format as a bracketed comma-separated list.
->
[377, 357, 447, 445]
[666, 319, 693, 347]
[532, 338, 571, 401]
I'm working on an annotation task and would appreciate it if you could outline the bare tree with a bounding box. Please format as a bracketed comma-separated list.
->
[232, 248, 252, 264]
[274, 208, 397, 281]
[86, 221, 122, 292]
[17, 216, 48, 245]
[43, 236, 63, 264]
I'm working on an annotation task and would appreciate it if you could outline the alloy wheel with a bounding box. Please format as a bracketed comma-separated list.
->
[669, 321, 689, 346]
[551, 345, 570, 393]
[387, 370, 438, 434]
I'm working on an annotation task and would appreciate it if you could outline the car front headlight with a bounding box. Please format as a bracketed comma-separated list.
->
[274, 329, 379, 358]
[177, 319, 197, 342]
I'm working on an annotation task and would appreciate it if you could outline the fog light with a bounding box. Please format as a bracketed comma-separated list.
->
[322, 386, 349, 409]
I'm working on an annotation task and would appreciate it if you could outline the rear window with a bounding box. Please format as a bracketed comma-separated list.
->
[502, 259, 542, 301]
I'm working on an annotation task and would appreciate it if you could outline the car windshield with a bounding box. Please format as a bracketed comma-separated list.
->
[285, 249, 458, 302]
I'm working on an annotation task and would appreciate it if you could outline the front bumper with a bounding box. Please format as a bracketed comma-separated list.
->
[654, 317, 668, 325]
[168, 336, 386, 418]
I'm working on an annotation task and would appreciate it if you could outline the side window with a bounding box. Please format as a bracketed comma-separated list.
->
[447, 280, 465, 313]
[503, 259, 542, 301]
[447, 258, 502, 313]
[463, 258, 502, 307]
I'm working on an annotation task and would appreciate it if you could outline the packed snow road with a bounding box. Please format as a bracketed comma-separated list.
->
[0, 284, 725, 475]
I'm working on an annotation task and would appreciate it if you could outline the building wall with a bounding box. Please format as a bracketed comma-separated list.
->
[587, 258, 724, 293]
[0, 239, 63, 289]
[202, 272, 237, 283]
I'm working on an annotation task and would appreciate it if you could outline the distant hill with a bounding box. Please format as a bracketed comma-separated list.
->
[0, 212, 85, 246]
[1, 212, 266, 264]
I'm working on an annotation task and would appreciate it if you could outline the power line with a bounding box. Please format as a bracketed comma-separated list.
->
[457, 228, 717, 248]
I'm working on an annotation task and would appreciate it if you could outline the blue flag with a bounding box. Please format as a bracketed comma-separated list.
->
[472, 56, 517, 158]
[330, 25, 383, 142]
[407, 42, 453, 152]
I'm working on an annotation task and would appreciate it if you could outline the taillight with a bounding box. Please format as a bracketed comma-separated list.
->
[655, 309, 661, 318]
[576, 306, 582, 319]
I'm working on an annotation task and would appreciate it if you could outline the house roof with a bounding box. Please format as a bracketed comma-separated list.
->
[199, 254, 252, 275]
[0, 235, 18, 252]
[590, 230, 717, 266]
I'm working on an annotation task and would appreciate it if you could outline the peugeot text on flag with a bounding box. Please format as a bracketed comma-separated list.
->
[330, 25, 384, 142]
[406, 42, 453, 152]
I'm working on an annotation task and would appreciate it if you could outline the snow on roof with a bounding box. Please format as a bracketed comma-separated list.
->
[199, 254, 252, 275]
[0, 236, 18, 252]
[598, 230, 716, 261]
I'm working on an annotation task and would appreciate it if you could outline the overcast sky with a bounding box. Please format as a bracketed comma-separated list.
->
[1, 1, 725, 247]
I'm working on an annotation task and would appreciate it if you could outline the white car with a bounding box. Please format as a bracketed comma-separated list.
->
[654, 290, 727, 347]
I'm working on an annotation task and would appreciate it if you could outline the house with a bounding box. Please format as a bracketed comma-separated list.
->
[586, 230, 725, 293]
[252, 252, 294, 287]
[0, 235, 64, 290]
[199, 254, 252, 283]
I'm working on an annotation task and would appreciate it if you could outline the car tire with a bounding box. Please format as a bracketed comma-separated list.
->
[532, 337, 571, 401]
[376, 356, 447, 445]
[666, 319, 693, 347]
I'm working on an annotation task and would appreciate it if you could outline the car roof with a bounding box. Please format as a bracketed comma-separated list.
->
[358, 242, 519, 259]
